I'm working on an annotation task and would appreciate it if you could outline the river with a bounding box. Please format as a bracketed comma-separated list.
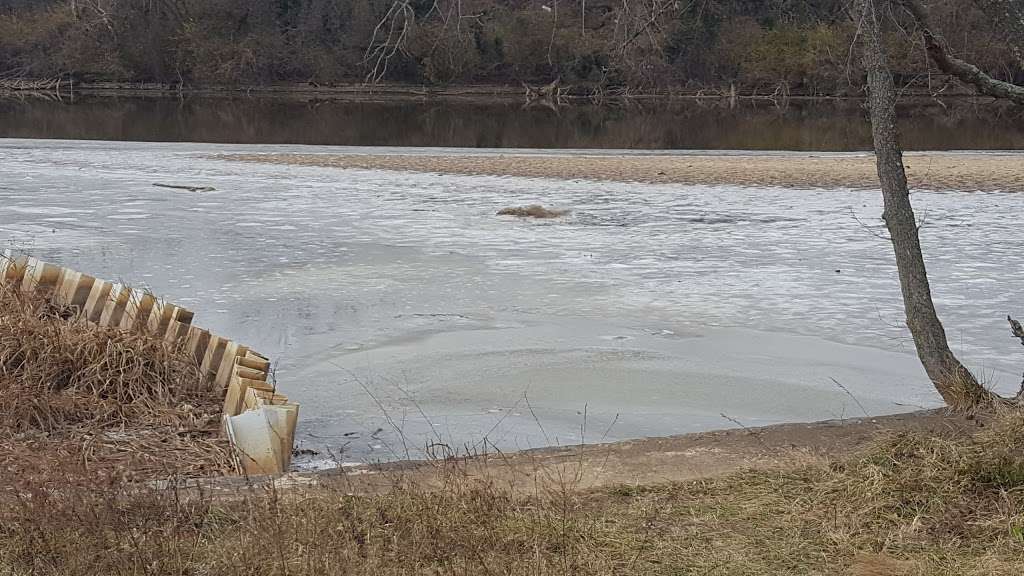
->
[1, 98, 1022, 466]
[2, 95, 1024, 150]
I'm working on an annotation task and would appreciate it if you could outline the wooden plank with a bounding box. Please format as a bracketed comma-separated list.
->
[199, 335, 227, 382]
[246, 350, 270, 363]
[69, 274, 96, 308]
[253, 389, 290, 405]
[235, 365, 268, 382]
[98, 284, 132, 327]
[118, 290, 141, 330]
[83, 279, 114, 323]
[224, 374, 275, 416]
[17, 257, 40, 292]
[0, 253, 28, 285]
[53, 267, 81, 306]
[121, 291, 156, 331]
[173, 307, 195, 328]
[213, 341, 243, 389]
[185, 327, 212, 367]
[21, 259, 62, 294]
[163, 317, 190, 344]
[147, 302, 175, 336]
[55, 268, 96, 312]
[223, 372, 246, 416]
[166, 308, 194, 342]
[237, 354, 271, 373]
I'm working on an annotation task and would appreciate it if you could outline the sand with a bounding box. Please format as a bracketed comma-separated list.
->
[221, 151, 1024, 192]
[209, 410, 972, 495]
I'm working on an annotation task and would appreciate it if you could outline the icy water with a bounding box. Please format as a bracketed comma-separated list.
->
[3, 96, 1024, 150]
[2, 139, 1022, 465]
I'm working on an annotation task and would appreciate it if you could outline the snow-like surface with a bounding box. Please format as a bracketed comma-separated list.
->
[2, 139, 1021, 464]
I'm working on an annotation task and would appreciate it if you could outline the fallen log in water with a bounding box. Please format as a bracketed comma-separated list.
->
[153, 183, 217, 193]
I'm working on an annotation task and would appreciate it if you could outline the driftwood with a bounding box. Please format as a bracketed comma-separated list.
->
[1011, 316, 1024, 399]
[0, 76, 69, 101]
[1010, 316, 1024, 346]
[153, 183, 217, 193]
[0, 77, 64, 91]
[523, 77, 567, 108]
[497, 205, 569, 219]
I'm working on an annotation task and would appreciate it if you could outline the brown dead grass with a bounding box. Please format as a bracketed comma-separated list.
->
[2, 408, 1022, 575]
[0, 284, 233, 485]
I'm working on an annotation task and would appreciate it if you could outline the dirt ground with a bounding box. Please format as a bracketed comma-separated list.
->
[230, 410, 974, 495]
[221, 152, 1024, 192]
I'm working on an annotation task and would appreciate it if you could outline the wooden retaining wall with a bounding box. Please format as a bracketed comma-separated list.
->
[0, 251, 298, 475]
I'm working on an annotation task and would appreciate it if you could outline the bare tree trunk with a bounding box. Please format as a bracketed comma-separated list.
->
[856, 0, 992, 409]
[901, 0, 1024, 105]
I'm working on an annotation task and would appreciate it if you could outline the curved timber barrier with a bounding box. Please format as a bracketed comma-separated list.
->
[0, 251, 298, 476]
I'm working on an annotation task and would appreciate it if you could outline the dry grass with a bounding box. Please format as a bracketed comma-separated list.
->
[0, 284, 233, 485]
[2, 278, 1022, 574]
[2, 408, 1022, 575]
[497, 205, 570, 218]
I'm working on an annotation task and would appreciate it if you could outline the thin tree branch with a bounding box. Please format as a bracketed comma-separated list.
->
[900, 0, 1024, 105]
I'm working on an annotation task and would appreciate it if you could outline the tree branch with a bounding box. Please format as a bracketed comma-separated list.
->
[901, 0, 1024, 105]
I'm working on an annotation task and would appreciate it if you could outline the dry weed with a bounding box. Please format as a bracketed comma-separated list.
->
[0, 284, 232, 485]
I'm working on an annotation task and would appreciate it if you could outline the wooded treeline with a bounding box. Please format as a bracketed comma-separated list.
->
[1, 0, 1021, 93]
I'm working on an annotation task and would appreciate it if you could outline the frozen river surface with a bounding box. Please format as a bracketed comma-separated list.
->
[2, 139, 1021, 465]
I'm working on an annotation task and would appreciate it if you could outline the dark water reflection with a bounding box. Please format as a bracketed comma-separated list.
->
[2, 95, 1023, 150]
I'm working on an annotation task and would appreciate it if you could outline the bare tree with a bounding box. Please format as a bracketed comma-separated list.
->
[854, 0, 994, 409]
[900, 0, 1024, 104]
[364, 0, 414, 83]
[975, 0, 1024, 65]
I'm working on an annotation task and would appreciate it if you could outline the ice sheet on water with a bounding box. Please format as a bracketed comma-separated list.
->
[2, 139, 1022, 463]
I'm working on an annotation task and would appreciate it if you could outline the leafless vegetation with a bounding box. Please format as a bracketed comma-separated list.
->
[0, 1, 1020, 95]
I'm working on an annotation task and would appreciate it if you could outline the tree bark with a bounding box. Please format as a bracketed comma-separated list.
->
[901, 0, 1024, 105]
[856, 0, 992, 409]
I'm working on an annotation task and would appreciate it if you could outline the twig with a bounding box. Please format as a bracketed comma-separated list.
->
[829, 377, 870, 417]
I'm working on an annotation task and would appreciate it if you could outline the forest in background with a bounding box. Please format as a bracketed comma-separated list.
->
[1, 0, 1022, 94]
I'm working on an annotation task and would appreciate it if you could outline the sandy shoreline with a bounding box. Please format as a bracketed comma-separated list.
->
[222, 151, 1024, 191]
[213, 410, 968, 495]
